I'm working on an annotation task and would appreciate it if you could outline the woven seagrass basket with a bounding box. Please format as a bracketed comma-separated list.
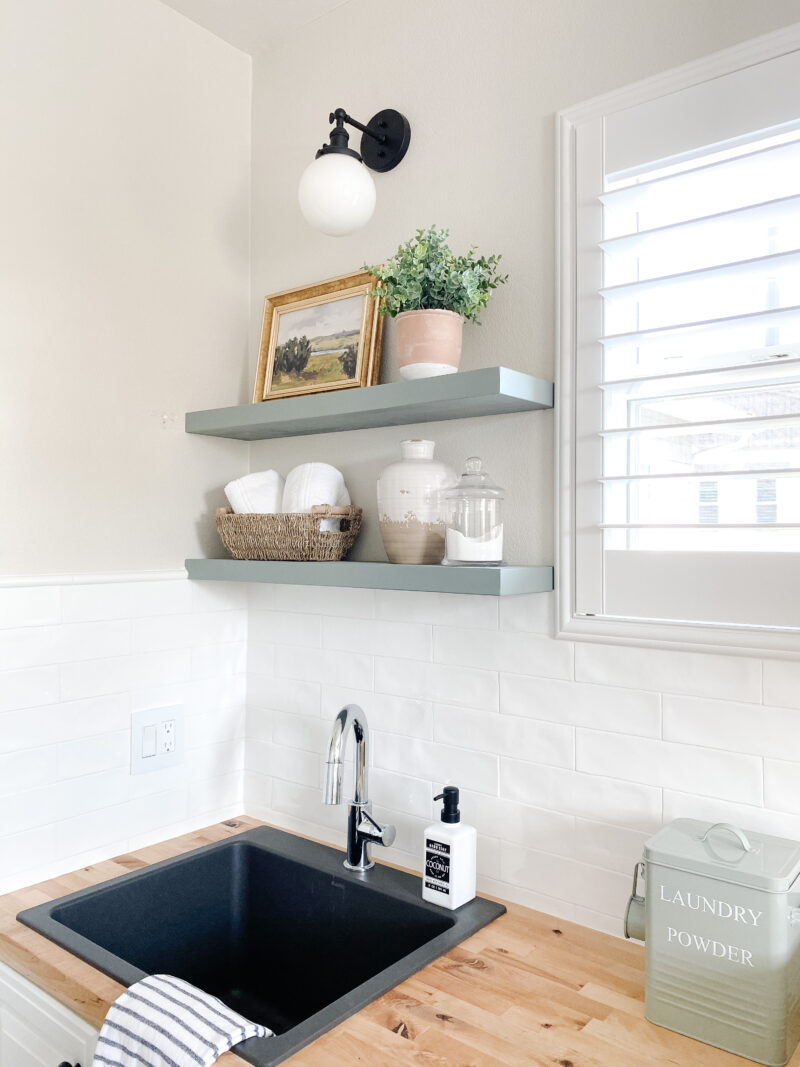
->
[216, 505, 362, 562]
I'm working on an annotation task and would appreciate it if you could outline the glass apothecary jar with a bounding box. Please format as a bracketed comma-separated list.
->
[441, 457, 504, 566]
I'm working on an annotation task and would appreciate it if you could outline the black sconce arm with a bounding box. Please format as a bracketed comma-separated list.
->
[317, 107, 411, 173]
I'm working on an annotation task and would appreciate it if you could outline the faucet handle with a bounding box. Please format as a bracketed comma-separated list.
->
[358, 809, 396, 849]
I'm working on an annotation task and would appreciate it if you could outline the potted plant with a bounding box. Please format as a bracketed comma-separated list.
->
[364, 226, 507, 380]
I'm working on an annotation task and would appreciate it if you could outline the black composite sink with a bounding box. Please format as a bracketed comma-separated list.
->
[17, 825, 505, 1065]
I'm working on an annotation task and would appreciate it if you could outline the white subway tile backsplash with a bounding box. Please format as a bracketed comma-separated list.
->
[248, 675, 320, 717]
[499, 842, 631, 918]
[434, 703, 573, 768]
[56, 730, 129, 779]
[500, 674, 661, 737]
[190, 643, 245, 680]
[370, 767, 434, 820]
[0, 586, 60, 630]
[375, 655, 498, 710]
[0, 748, 58, 797]
[251, 584, 375, 619]
[271, 778, 345, 833]
[374, 589, 498, 630]
[0, 825, 57, 886]
[0, 695, 130, 754]
[373, 734, 499, 795]
[458, 788, 575, 857]
[434, 627, 573, 680]
[3, 571, 795, 945]
[0, 575, 247, 893]
[321, 685, 433, 738]
[190, 581, 248, 613]
[663, 790, 800, 841]
[573, 818, 651, 876]
[323, 616, 432, 661]
[498, 592, 554, 634]
[577, 730, 763, 805]
[764, 759, 800, 815]
[664, 694, 800, 761]
[0, 665, 60, 712]
[272, 710, 330, 753]
[575, 643, 761, 701]
[276, 646, 373, 689]
[59, 655, 133, 701]
[248, 741, 320, 789]
[249, 610, 322, 648]
[50, 768, 130, 819]
[763, 659, 800, 710]
[500, 758, 662, 832]
[61, 583, 134, 623]
[129, 580, 193, 618]
[186, 707, 245, 750]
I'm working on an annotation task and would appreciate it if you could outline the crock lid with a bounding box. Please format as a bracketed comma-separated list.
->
[644, 818, 800, 893]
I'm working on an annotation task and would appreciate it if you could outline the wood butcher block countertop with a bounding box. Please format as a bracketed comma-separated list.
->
[1, 816, 796, 1067]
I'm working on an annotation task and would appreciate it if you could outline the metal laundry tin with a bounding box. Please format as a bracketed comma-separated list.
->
[625, 818, 800, 1066]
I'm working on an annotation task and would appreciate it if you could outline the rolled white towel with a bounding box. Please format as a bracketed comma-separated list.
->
[282, 463, 351, 513]
[224, 470, 284, 514]
[283, 462, 351, 532]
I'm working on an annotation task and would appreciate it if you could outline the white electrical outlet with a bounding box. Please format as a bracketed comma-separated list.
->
[160, 719, 176, 754]
[131, 706, 184, 775]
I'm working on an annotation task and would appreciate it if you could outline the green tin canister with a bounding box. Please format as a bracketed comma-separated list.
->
[625, 819, 800, 1066]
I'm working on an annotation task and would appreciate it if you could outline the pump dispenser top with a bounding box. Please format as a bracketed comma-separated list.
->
[434, 786, 460, 823]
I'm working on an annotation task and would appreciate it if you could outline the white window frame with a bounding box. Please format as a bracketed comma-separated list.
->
[556, 22, 800, 657]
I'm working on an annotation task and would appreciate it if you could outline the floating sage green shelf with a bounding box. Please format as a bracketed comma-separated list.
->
[184, 558, 554, 596]
[185, 366, 553, 441]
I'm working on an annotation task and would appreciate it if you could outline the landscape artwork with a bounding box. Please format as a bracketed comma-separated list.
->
[253, 272, 383, 402]
[272, 294, 364, 393]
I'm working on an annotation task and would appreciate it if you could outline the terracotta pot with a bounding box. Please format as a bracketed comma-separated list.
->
[394, 309, 464, 380]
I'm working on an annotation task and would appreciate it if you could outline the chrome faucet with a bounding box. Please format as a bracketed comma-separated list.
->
[322, 704, 396, 871]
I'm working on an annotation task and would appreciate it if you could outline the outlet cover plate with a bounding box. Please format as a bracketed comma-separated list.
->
[131, 705, 184, 775]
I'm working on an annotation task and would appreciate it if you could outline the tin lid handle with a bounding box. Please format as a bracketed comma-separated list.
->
[701, 822, 757, 854]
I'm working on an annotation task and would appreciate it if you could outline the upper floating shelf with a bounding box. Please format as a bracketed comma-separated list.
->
[185, 367, 553, 441]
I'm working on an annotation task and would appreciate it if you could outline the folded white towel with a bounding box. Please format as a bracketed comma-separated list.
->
[282, 462, 350, 514]
[224, 470, 284, 514]
[93, 973, 272, 1067]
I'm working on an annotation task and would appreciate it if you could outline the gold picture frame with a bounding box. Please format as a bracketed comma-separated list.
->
[253, 270, 383, 402]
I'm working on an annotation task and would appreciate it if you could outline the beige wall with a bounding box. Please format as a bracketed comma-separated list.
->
[1, 0, 251, 577]
[249, 0, 800, 563]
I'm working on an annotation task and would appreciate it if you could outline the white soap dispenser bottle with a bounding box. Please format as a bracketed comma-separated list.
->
[422, 786, 477, 909]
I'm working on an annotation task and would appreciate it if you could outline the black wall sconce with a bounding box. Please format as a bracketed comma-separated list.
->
[298, 107, 411, 236]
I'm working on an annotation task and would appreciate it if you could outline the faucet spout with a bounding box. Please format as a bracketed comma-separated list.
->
[322, 704, 368, 806]
[321, 704, 394, 873]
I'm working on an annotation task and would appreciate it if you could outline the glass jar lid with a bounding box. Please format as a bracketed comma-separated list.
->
[442, 457, 504, 499]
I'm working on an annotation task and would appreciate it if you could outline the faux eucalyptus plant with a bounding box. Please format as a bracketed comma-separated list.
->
[364, 226, 508, 324]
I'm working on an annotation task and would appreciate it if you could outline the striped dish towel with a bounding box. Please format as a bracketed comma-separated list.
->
[93, 974, 272, 1067]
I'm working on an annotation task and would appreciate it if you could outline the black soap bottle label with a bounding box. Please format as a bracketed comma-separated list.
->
[425, 838, 451, 893]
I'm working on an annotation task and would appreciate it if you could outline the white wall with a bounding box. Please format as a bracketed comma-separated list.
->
[244, 0, 800, 935]
[248, 0, 800, 564]
[1, 0, 252, 577]
[0, 0, 252, 883]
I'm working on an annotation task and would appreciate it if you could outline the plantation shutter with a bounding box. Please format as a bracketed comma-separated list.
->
[573, 45, 800, 630]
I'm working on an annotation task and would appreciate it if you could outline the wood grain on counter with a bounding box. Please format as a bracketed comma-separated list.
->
[1, 816, 795, 1067]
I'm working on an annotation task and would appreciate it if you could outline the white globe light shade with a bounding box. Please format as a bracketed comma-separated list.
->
[298, 153, 376, 236]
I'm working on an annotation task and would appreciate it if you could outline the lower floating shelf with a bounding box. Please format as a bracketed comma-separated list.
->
[184, 559, 553, 596]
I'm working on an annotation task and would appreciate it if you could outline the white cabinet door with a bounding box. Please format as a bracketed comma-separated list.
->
[0, 962, 98, 1067]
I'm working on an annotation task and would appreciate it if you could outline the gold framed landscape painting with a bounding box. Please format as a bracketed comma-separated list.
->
[253, 270, 383, 402]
